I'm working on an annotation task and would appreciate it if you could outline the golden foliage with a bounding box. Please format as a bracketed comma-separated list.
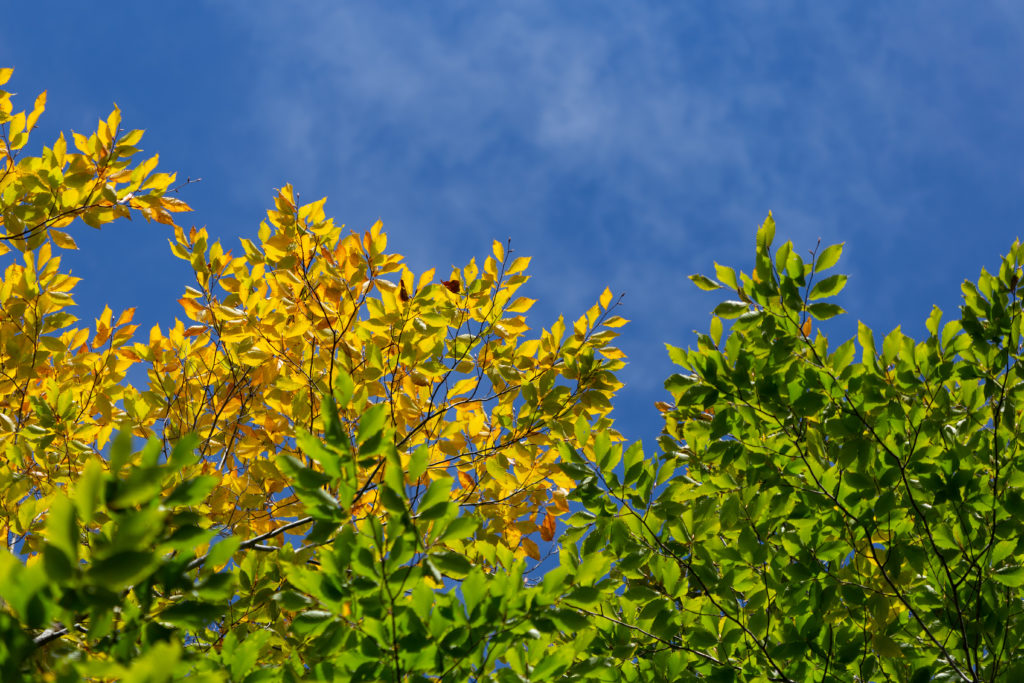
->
[0, 69, 626, 561]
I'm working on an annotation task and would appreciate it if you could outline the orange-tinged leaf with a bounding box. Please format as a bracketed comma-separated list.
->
[521, 537, 541, 560]
[802, 318, 812, 337]
[178, 297, 206, 321]
[458, 470, 476, 490]
[115, 308, 135, 327]
[540, 512, 556, 542]
[160, 196, 192, 213]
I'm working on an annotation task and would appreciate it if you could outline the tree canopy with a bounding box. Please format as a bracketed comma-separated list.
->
[2, 68, 1023, 682]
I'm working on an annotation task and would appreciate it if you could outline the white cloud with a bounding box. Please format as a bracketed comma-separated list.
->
[211, 0, 1024, 436]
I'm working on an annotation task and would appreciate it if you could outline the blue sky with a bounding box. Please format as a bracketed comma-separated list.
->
[4, 2, 1024, 444]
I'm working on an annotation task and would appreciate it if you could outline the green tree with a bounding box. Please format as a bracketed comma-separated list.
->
[559, 215, 1024, 681]
[0, 404, 619, 681]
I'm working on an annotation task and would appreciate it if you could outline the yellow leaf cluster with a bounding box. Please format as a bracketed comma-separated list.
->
[0, 68, 628, 562]
[143, 185, 626, 557]
[0, 67, 192, 255]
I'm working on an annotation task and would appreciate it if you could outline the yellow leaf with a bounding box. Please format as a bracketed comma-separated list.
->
[507, 256, 530, 274]
[286, 318, 311, 339]
[599, 287, 613, 310]
[506, 297, 535, 314]
[0, 68, 12, 86]
[27, 91, 46, 130]
[49, 230, 78, 250]
[448, 378, 478, 398]
[72, 131, 91, 155]
[599, 346, 626, 360]
[106, 107, 121, 137]
[240, 347, 272, 366]
[492, 240, 505, 262]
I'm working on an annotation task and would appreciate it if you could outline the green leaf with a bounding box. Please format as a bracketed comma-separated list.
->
[882, 326, 903, 365]
[809, 274, 847, 299]
[430, 550, 472, 579]
[792, 393, 826, 417]
[43, 544, 75, 582]
[75, 457, 105, 525]
[990, 538, 1018, 566]
[709, 316, 723, 346]
[689, 274, 722, 291]
[666, 344, 687, 366]
[417, 477, 453, 518]
[461, 567, 487, 615]
[109, 467, 164, 509]
[992, 566, 1024, 587]
[440, 515, 478, 543]
[712, 301, 749, 319]
[858, 321, 877, 366]
[379, 485, 406, 515]
[164, 475, 218, 507]
[807, 302, 845, 320]
[44, 495, 77, 565]
[756, 213, 775, 250]
[815, 242, 844, 272]
[159, 600, 228, 630]
[574, 416, 591, 446]
[109, 429, 134, 473]
[408, 446, 429, 482]
[713, 263, 738, 290]
[168, 433, 201, 469]
[296, 429, 342, 480]
[276, 455, 331, 491]
[205, 536, 242, 569]
[88, 550, 157, 589]
[357, 403, 388, 454]
[332, 370, 356, 407]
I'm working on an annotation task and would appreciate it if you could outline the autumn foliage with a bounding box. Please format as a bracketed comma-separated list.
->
[0, 68, 626, 567]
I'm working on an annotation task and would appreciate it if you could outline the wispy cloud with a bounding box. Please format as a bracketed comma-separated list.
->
[216, 0, 1024, 438]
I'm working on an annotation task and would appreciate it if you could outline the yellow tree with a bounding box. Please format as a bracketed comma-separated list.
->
[0, 68, 192, 555]
[0, 68, 627, 565]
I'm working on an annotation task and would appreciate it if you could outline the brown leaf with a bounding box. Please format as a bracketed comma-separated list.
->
[540, 512, 556, 542]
